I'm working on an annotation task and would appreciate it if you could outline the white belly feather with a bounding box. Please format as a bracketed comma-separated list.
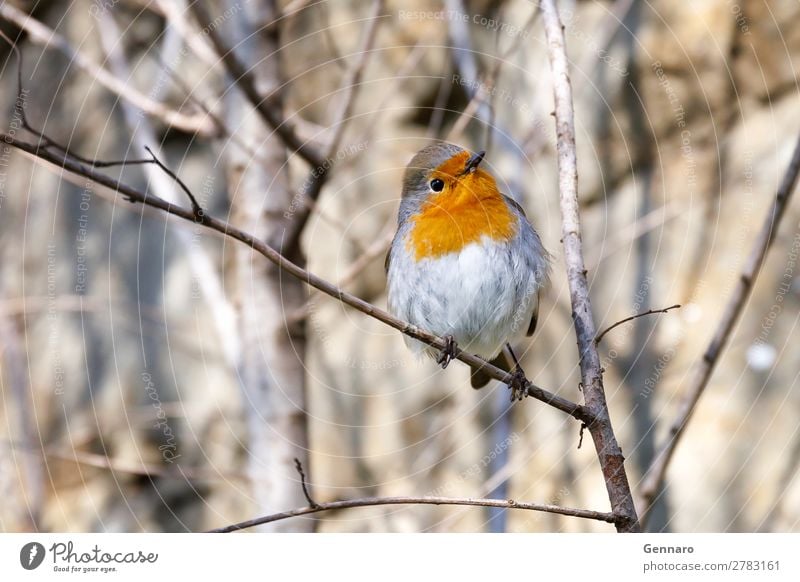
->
[387, 236, 539, 359]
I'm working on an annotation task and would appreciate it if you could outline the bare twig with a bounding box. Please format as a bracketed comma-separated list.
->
[282, 0, 385, 256]
[0, 4, 215, 136]
[143, 146, 204, 217]
[1, 132, 591, 425]
[95, 8, 243, 380]
[446, 5, 539, 146]
[188, 0, 324, 167]
[3, 29, 201, 220]
[539, 0, 641, 533]
[207, 495, 617, 532]
[44, 447, 248, 481]
[586, 198, 686, 270]
[575, 0, 636, 84]
[152, 54, 273, 168]
[595, 304, 681, 346]
[638, 132, 800, 526]
[578, 423, 587, 450]
[294, 458, 319, 509]
[151, 0, 220, 66]
[0, 314, 42, 529]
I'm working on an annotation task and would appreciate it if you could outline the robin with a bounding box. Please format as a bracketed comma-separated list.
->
[386, 142, 549, 397]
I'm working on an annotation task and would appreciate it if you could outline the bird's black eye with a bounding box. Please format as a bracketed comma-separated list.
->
[430, 178, 445, 192]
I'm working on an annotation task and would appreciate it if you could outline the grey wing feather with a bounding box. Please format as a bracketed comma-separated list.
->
[526, 289, 540, 336]
[502, 194, 543, 337]
[502, 194, 527, 218]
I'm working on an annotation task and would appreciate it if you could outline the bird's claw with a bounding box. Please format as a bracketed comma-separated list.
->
[508, 367, 530, 402]
[436, 335, 457, 369]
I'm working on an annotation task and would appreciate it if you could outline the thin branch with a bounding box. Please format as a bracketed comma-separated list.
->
[3, 32, 204, 218]
[446, 4, 539, 146]
[207, 496, 617, 532]
[95, 9, 243, 371]
[293, 458, 319, 509]
[575, 0, 636, 86]
[638, 132, 800, 527]
[586, 198, 686, 270]
[151, 0, 221, 66]
[0, 31, 171, 172]
[282, 0, 385, 256]
[539, 0, 641, 533]
[286, 219, 395, 324]
[44, 447, 248, 481]
[0, 4, 215, 136]
[188, 0, 324, 167]
[1, 132, 592, 425]
[143, 146, 204, 217]
[595, 304, 681, 346]
[152, 54, 273, 168]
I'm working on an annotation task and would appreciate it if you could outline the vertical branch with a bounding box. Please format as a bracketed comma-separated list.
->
[638, 133, 800, 526]
[221, 0, 312, 532]
[281, 0, 384, 258]
[95, 12, 241, 369]
[0, 313, 43, 530]
[539, 0, 640, 533]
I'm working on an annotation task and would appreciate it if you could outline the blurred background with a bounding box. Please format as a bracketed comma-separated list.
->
[0, 0, 798, 533]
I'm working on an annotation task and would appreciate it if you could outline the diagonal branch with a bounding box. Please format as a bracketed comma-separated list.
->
[638, 132, 800, 527]
[1, 132, 592, 426]
[0, 4, 215, 136]
[281, 0, 385, 256]
[539, 0, 641, 532]
[207, 495, 617, 532]
[188, 0, 325, 167]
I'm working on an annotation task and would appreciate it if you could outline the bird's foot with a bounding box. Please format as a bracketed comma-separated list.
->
[436, 335, 458, 369]
[508, 366, 530, 402]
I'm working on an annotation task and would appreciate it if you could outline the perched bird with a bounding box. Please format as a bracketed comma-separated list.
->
[386, 142, 549, 396]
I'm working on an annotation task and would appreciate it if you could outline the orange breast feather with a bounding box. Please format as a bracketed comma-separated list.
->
[407, 155, 517, 260]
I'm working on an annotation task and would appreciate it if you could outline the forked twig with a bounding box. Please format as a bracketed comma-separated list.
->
[594, 304, 681, 346]
[638, 132, 800, 526]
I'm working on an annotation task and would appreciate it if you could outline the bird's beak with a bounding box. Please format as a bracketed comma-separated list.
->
[462, 150, 486, 174]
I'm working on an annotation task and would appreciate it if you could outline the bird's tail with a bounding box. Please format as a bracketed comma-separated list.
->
[470, 352, 511, 389]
